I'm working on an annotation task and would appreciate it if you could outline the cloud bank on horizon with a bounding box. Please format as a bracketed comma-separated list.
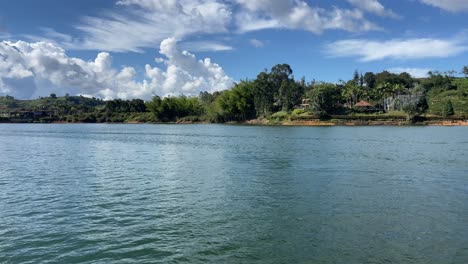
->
[0, 38, 233, 99]
[0, 0, 468, 99]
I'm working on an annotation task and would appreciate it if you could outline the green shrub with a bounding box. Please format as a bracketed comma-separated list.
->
[270, 111, 290, 121]
[292, 109, 305, 116]
[442, 100, 454, 116]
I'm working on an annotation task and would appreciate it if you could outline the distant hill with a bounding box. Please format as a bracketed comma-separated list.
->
[0, 95, 105, 111]
[0, 95, 151, 123]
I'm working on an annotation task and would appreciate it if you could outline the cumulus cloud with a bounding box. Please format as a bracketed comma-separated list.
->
[419, 0, 468, 12]
[324, 37, 468, 61]
[346, 0, 399, 18]
[233, 0, 380, 34]
[0, 39, 233, 99]
[145, 38, 233, 96]
[0, 41, 142, 98]
[388, 68, 432, 78]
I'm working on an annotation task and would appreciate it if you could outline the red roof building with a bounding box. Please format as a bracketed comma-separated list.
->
[355, 101, 373, 107]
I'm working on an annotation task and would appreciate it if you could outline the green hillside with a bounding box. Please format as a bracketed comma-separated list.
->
[0, 95, 152, 123]
[427, 78, 468, 117]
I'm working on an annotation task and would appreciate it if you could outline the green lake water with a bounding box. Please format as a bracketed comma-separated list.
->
[0, 124, 467, 263]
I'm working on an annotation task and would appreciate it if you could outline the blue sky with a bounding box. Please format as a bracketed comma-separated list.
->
[0, 0, 467, 99]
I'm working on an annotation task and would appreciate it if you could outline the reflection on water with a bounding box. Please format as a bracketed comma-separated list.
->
[0, 124, 467, 263]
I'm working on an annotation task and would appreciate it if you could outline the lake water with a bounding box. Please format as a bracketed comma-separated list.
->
[0, 124, 467, 263]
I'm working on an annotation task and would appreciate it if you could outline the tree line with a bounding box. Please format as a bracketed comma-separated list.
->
[144, 64, 467, 122]
[1, 64, 467, 123]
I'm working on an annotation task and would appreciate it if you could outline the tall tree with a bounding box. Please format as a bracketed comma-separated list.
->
[353, 70, 360, 86]
[398, 72, 414, 88]
[217, 81, 255, 121]
[363, 72, 376, 90]
[252, 64, 297, 115]
[307, 82, 341, 114]
[253, 71, 275, 116]
[343, 80, 361, 106]
[278, 80, 304, 111]
[270, 64, 293, 87]
[374, 70, 413, 88]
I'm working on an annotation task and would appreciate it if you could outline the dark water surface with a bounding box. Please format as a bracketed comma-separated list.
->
[1, 124, 467, 263]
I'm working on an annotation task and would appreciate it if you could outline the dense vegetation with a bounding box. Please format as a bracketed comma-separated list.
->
[1, 64, 467, 123]
[0, 95, 151, 123]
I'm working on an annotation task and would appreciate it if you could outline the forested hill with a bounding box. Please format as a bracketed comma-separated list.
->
[0, 95, 150, 123]
[1, 64, 468, 124]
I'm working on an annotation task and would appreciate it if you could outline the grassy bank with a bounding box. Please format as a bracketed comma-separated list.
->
[257, 110, 466, 126]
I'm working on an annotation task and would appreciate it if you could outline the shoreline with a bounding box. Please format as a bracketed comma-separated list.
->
[245, 119, 468, 126]
[1, 119, 467, 126]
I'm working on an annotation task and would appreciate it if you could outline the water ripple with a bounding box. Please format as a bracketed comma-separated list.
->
[0, 124, 467, 263]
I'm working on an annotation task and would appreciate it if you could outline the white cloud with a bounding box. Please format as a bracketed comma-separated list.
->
[234, 12, 279, 32]
[179, 41, 233, 52]
[0, 39, 233, 99]
[0, 43, 33, 79]
[234, 0, 381, 34]
[249, 39, 264, 48]
[324, 37, 468, 61]
[346, 0, 399, 18]
[39, 0, 383, 52]
[145, 38, 233, 96]
[388, 67, 432, 78]
[40, 27, 74, 43]
[71, 0, 232, 52]
[419, 0, 468, 12]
